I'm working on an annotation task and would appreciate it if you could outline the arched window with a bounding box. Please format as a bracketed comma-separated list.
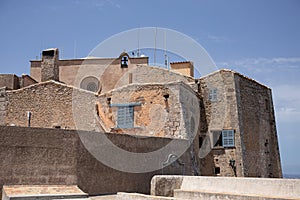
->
[80, 76, 100, 92]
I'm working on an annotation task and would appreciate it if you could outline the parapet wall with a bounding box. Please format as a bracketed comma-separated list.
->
[0, 126, 194, 196]
[151, 175, 300, 199]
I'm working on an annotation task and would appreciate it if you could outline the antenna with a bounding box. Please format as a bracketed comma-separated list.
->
[164, 29, 168, 69]
[137, 27, 140, 57]
[154, 27, 157, 65]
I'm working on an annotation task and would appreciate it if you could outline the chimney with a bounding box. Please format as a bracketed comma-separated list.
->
[41, 48, 59, 82]
[170, 61, 194, 77]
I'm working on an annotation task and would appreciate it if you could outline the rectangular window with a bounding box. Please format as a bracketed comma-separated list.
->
[209, 88, 217, 102]
[212, 130, 235, 148]
[212, 131, 222, 147]
[117, 106, 134, 128]
[222, 130, 235, 147]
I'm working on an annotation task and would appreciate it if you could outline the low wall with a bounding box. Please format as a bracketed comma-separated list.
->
[151, 175, 300, 199]
[0, 126, 194, 196]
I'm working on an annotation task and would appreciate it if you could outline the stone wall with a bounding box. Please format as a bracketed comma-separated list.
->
[198, 70, 282, 178]
[0, 75, 19, 90]
[0, 126, 195, 195]
[96, 82, 199, 140]
[235, 73, 282, 178]
[4, 81, 99, 131]
[0, 88, 7, 126]
[199, 70, 243, 177]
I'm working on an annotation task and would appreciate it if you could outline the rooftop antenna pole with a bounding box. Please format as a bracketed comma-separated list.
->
[164, 29, 168, 69]
[154, 27, 157, 65]
[137, 27, 140, 57]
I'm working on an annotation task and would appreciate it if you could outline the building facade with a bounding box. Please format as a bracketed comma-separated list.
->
[0, 48, 282, 178]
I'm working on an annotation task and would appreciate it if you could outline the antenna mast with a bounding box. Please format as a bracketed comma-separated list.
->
[154, 27, 157, 65]
[164, 29, 168, 69]
[137, 27, 140, 57]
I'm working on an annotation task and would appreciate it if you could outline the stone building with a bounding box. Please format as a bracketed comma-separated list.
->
[0, 48, 282, 181]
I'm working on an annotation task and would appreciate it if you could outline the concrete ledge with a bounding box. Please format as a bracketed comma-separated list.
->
[151, 175, 300, 199]
[116, 192, 176, 200]
[150, 176, 183, 197]
[174, 189, 298, 200]
[2, 185, 88, 200]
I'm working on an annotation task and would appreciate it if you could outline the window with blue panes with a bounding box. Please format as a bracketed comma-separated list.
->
[117, 106, 134, 128]
[209, 88, 217, 102]
[212, 130, 235, 148]
[222, 130, 235, 147]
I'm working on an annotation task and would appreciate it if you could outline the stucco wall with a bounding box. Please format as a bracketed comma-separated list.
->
[0, 126, 194, 195]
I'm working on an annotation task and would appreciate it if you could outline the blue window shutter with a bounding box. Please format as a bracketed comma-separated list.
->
[117, 106, 134, 128]
[222, 130, 235, 147]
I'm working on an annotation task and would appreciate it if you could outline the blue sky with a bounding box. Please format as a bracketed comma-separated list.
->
[1, 0, 300, 175]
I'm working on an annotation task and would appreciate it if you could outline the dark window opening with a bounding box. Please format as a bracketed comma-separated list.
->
[213, 131, 222, 147]
[121, 56, 128, 68]
[214, 167, 220, 175]
[199, 136, 203, 149]
[42, 50, 55, 57]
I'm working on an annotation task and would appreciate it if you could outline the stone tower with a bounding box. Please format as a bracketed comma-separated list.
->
[41, 48, 59, 82]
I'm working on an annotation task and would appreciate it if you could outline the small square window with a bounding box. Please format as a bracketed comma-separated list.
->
[214, 167, 220, 175]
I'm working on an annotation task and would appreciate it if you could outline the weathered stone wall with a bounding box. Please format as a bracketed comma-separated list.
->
[0, 88, 7, 126]
[96, 82, 199, 139]
[199, 70, 243, 177]
[41, 49, 59, 82]
[234, 73, 282, 178]
[0, 75, 19, 90]
[0, 126, 77, 190]
[0, 126, 195, 195]
[198, 70, 282, 178]
[5, 81, 99, 131]
[19, 75, 37, 88]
